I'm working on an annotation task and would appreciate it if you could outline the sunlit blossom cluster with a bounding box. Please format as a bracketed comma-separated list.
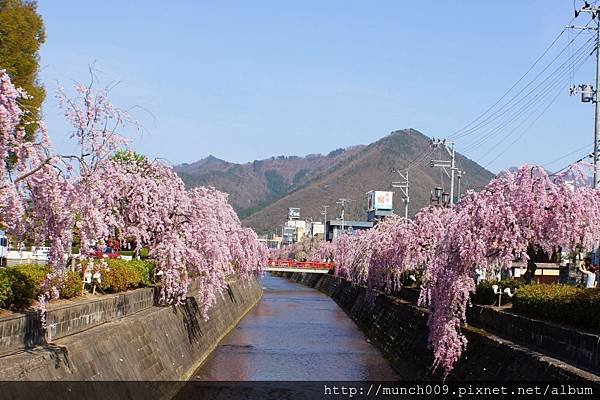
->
[0, 70, 267, 317]
[315, 165, 600, 376]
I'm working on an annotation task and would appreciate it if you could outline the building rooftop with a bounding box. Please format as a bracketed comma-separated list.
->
[327, 220, 374, 228]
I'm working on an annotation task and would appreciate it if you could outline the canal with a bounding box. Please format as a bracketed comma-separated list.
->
[191, 274, 398, 381]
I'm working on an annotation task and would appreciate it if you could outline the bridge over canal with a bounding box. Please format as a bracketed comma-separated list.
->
[262, 259, 332, 274]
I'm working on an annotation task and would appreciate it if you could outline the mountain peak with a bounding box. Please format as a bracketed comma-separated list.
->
[203, 154, 226, 165]
[174, 154, 229, 174]
[175, 130, 495, 233]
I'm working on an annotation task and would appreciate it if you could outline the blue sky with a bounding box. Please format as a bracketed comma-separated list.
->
[37, 1, 596, 172]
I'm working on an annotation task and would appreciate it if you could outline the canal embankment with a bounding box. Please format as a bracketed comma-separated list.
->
[273, 271, 600, 382]
[0, 275, 262, 388]
[191, 274, 398, 381]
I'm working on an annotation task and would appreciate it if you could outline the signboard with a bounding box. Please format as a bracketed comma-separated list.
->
[288, 207, 300, 220]
[367, 191, 393, 211]
[312, 223, 325, 235]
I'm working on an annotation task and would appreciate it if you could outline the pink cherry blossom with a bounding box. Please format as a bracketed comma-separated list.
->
[0, 70, 267, 321]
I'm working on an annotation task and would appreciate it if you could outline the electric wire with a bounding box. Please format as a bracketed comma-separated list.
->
[481, 51, 594, 167]
[447, 20, 576, 140]
[472, 41, 595, 162]
[551, 152, 593, 175]
[452, 18, 591, 141]
[458, 33, 595, 151]
[484, 88, 564, 168]
[461, 36, 595, 155]
[543, 143, 593, 168]
[396, 7, 595, 185]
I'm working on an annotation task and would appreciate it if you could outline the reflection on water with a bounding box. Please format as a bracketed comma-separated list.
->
[192, 274, 398, 381]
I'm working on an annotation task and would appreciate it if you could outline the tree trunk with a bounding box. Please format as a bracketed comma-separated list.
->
[524, 246, 537, 284]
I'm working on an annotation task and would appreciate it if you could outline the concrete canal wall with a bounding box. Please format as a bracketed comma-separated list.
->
[0, 276, 262, 386]
[275, 271, 600, 382]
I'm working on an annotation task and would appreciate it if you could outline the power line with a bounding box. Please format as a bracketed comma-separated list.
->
[542, 143, 593, 167]
[447, 23, 574, 140]
[453, 19, 592, 141]
[459, 34, 595, 152]
[475, 43, 595, 164]
[461, 37, 595, 156]
[550, 152, 593, 176]
[448, 16, 585, 141]
[483, 88, 564, 168]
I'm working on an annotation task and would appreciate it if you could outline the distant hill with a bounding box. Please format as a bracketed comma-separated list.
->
[175, 146, 364, 219]
[175, 129, 495, 233]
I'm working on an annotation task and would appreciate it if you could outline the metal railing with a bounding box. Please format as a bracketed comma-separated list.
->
[267, 259, 334, 270]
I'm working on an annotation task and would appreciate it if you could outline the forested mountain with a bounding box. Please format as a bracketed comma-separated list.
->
[176, 129, 495, 233]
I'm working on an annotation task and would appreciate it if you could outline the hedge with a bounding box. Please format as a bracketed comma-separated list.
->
[471, 278, 524, 305]
[512, 284, 600, 333]
[0, 259, 156, 310]
[60, 271, 83, 299]
[0, 264, 50, 310]
[100, 259, 155, 293]
[0, 271, 12, 309]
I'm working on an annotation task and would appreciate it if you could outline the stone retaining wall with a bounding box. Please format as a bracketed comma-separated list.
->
[276, 272, 600, 382]
[0, 287, 156, 356]
[467, 303, 600, 375]
[394, 286, 600, 375]
[0, 276, 262, 391]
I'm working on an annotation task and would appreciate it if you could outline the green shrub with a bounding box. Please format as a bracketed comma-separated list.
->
[0, 264, 49, 310]
[128, 259, 155, 286]
[59, 271, 82, 299]
[139, 247, 150, 259]
[513, 284, 600, 332]
[101, 259, 143, 293]
[0, 271, 12, 309]
[0, 259, 155, 309]
[472, 278, 524, 305]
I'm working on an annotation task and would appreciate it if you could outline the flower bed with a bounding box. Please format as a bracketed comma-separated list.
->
[512, 284, 600, 333]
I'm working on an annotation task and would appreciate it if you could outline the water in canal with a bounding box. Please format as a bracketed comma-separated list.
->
[191, 274, 398, 381]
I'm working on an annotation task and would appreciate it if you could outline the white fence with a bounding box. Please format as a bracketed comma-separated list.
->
[6, 247, 132, 265]
[6, 246, 50, 265]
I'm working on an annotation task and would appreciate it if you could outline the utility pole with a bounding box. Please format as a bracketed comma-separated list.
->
[456, 169, 466, 200]
[321, 205, 329, 224]
[569, 3, 600, 188]
[430, 139, 457, 205]
[391, 168, 410, 218]
[336, 198, 351, 233]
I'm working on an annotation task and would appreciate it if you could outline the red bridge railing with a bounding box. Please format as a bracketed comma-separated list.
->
[267, 259, 334, 270]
